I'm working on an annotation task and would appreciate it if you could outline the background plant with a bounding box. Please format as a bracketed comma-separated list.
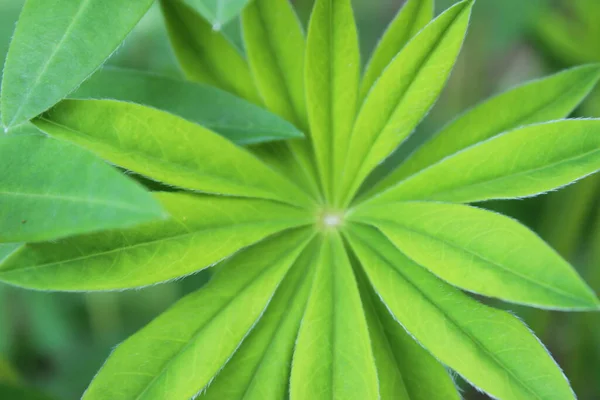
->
[1, 0, 592, 400]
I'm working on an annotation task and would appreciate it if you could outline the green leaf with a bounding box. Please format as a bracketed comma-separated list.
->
[82, 229, 313, 400]
[241, 0, 307, 128]
[339, 0, 473, 206]
[0, 0, 154, 128]
[356, 268, 460, 400]
[160, 0, 260, 104]
[360, 0, 434, 101]
[352, 201, 600, 310]
[179, 0, 251, 28]
[71, 67, 303, 145]
[346, 225, 576, 400]
[367, 119, 600, 205]
[0, 193, 312, 291]
[0, 135, 165, 243]
[305, 0, 360, 202]
[371, 65, 600, 195]
[201, 241, 318, 400]
[32, 100, 313, 207]
[290, 233, 379, 400]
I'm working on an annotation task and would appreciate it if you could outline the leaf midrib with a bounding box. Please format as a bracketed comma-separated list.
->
[350, 225, 545, 400]
[366, 217, 592, 306]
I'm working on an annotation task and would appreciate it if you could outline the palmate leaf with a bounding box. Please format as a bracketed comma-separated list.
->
[83, 229, 313, 400]
[347, 225, 576, 400]
[290, 233, 379, 400]
[0, 135, 164, 243]
[0, 0, 153, 128]
[160, 0, 261, 104]
[71, 67, 303, 145]
[352, 201, 600, 310]
[32, 100, 313, 207]
[338, 0, 473, 206]
[200, 241, 319, 400]
[179, 0, 252, 29]
[355, 264, 460, 400]
[370, 65, 600, 195]
[0, 193, 312, 291]
[367, 119, 600, 205]
[305, 0, 360, 201]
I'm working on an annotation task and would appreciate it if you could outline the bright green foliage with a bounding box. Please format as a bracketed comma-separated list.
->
[305, 0, 360, 201]
[352, 202, 600, 310]
[2, 0, 600, 399]
[290, 233, 379, 400]
[0, 0, 153, 128]
[0, 135, 164, 243]
[367, 120, 600, 205]
[82, 230, 313, 399]
[0, 193, 311, 291]
[160, 0, 261, 104]
[33, 100, 312, 207]
[179, 0, 251, 28]
[347, 226, 576, 400]
[371, 64, 600, 194]
[360, 0, 434, 101]
[71, 67, 303, 145]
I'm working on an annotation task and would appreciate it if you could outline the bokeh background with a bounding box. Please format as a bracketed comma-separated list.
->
[1, 0, 599, 398]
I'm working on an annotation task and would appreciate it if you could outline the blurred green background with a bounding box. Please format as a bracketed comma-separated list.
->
[1, 0, 599, 398]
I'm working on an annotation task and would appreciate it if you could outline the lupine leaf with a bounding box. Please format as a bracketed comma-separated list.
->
[0, 0, 153, 128]
[290, 233, 379, 400]
[179, 0, 251, 28]
[347, 225, 576, 400]
[356, 266, 460, 400]
[352, 201, 600, 310]
[306, 0, 360, 202]
[71, 67, 302, 145]
[201, 241, 318, 400]
[360, 0, 434, 101]
[241, 0, 307, 127]
[32, 100, 313, 207]
[371, 65, 600, 195]
[339, 0, 473, 206]
[367, 119, 600, 205]
[0, 135, 164, 243]
[160, 0, 260, 104]
[82, 230, 313, 400]
[0, 193, 312, 291]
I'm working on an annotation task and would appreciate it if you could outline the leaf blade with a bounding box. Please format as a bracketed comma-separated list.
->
[347, 225, 576, 400]
[1, 0, 154, 128]
[0, 135, 164, 243]
[290, 233, 379, 400]
[371, 65, 600, 194]
[32, 100, 313, 207]
[0, 193, 312, 291]
[352, 201, 600, 310]
[82, 229, 313, 400]
[181, 0, 251, 28]
[368, 119, 600, 204]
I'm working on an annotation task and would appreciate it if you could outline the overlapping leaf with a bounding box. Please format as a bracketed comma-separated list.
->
[347, 225, 576, 400]
[338, 0, 473, 206]
[371, 65, 600, 195]
[179, 0, 251, 28]
[71, 67, 302, 145]
[1, 0, 153, 128]
[0, 193, 312, 291]
[0, 135, 164, 243]
[33, 100, 312, 207]
[83, 230, 313, 400]
[367, 119, 600, 204]
[352, 201, 600, 310]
